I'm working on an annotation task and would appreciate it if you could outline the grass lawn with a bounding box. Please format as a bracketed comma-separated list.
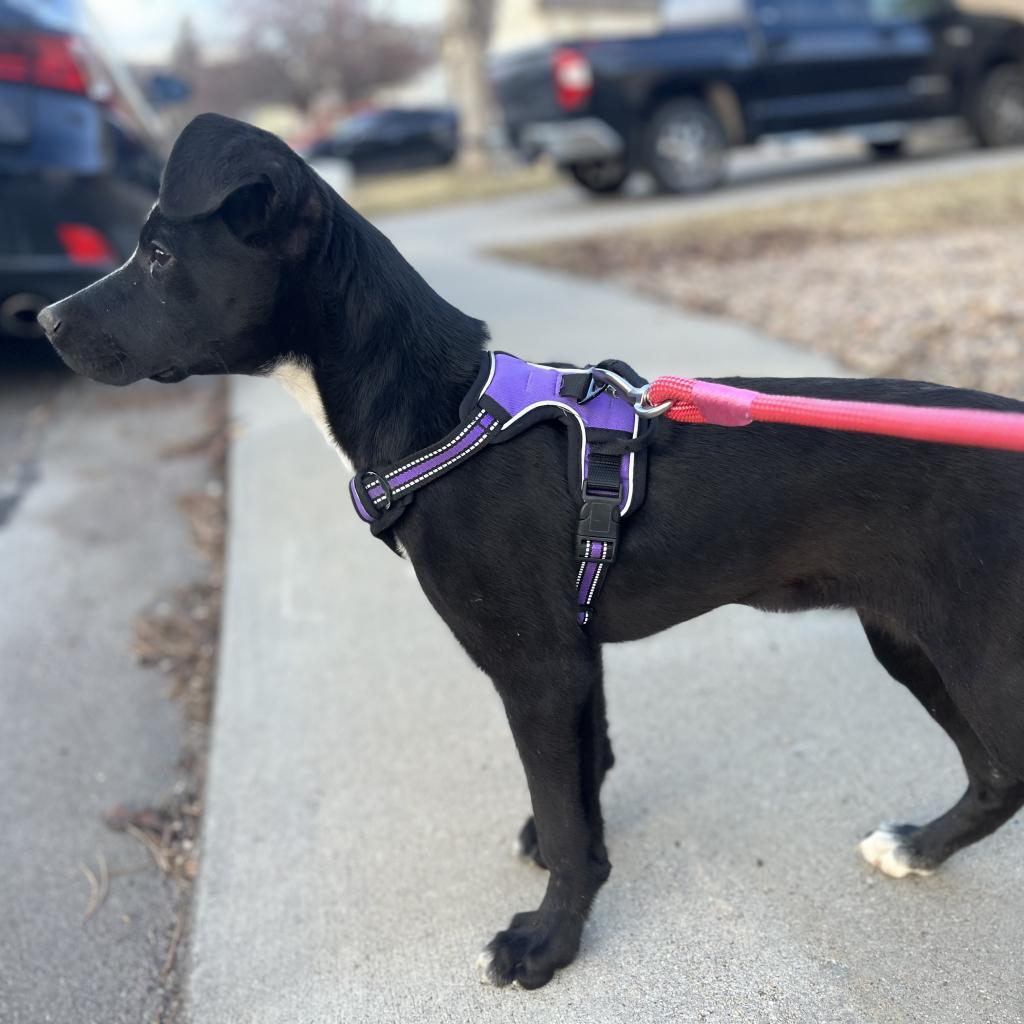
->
[348, 161, 559, 218]
[497, 167, 1024, 397]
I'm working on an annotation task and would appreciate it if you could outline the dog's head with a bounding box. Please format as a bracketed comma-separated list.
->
[38, 114, 324, 385]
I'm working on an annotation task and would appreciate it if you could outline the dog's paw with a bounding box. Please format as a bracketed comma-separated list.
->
[476, 910, 582, 990]
[475, 947, 501, 985]
[858, 824, 935, 879]
[513, 817, 547, 870]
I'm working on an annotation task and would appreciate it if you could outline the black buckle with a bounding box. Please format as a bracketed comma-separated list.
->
[579, 375, 608, 405]
[559, 371, 608, 405]
[576, 491, 620, 562]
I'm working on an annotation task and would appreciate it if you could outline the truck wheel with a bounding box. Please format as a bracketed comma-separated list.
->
[972, 64, 1024, 148]
[869, 139, 904, 159]
[645, 99, 727, 195]
[566, 159, 630, 195]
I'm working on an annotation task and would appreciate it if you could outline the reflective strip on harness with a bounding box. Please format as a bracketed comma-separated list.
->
[350, 351, 650, 626]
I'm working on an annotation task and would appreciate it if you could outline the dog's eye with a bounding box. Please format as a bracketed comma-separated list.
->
[150, 245, 173, 268]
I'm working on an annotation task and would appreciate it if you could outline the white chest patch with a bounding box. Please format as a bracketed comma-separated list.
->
[270, 360, 353, 471]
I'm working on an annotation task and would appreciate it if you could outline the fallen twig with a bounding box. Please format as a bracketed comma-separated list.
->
[125, 823, 170, 874]
[161, 904, 187, 982]
[80, 850, 109, 925]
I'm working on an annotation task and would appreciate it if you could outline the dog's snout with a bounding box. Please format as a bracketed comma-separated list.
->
[36, 305, 62, 340]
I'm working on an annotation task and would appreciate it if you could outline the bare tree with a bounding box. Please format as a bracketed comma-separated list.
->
[188, 54, 298, 120]
[170, 15, 203, 87]
[236, 0, 435, 110]
[444, 0, 495, 171]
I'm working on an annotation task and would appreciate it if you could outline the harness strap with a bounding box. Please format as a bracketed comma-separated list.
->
[349, 407, 505, 533]
[574, 449, 625, 624]
[350, 352, 650, 626]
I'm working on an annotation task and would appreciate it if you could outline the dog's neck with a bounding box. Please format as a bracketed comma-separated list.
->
[272, 193, 486, 472]
[269, 359, 351, 467]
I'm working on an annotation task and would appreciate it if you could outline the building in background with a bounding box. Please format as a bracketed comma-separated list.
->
[491, 0, 658, 55]
[959, 0, 1024, 13]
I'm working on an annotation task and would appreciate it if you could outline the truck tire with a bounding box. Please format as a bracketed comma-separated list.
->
[869, 139, 905, 159]
[645, 98, 728, 195]
[971, 64, 1024, 148]
[566, 159, 630, 195]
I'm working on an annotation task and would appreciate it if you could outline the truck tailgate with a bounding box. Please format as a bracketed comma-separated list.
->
[490, 45, 564, 130]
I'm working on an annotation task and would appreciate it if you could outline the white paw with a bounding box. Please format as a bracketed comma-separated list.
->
[858, 826, 933, 878]
[476, 948, 496, 985]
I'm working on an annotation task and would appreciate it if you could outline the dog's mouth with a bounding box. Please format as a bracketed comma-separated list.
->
[150, 367, 189, 384]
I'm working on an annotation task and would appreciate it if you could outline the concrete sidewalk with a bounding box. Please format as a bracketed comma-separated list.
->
[188, 214, 1024, 1022]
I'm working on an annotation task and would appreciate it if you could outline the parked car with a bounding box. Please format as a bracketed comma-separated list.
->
[307, 107, 459, 176]
[491, 0, 1024, 195]
[0, 0, 170, 343]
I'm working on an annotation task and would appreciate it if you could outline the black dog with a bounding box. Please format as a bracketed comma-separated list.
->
[39, 114, 1024, 989]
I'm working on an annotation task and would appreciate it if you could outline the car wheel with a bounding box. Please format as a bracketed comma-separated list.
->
[566, 159, 630, 195]
[869, 139, 904, 159]
[972, 64, 1024, 148]
[645, 98, 727, 195]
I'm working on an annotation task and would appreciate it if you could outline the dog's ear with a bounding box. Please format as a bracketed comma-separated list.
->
[158, 113, 311, 245]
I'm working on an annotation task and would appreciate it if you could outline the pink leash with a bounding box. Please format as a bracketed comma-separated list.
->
[645, 376, 1024, 453]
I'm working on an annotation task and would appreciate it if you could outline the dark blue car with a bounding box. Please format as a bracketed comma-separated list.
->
[308, 107, 459, 176]
[0, 0, 168, 342]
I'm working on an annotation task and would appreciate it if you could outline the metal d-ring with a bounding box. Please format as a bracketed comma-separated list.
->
[589, 366, 672, 419]
[361, 470, 393, 511]
[634, 391, 673, 419]
[589, 365, 645, 404]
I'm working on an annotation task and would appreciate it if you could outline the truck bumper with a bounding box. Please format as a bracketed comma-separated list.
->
[519, 118, 624, 165]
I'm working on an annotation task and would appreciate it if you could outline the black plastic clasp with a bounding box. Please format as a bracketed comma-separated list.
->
[576, 492, 620, 563]
[560, 370, 607, 405]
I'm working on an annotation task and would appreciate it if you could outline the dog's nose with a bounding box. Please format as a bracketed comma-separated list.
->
[37, 304, 62, 339]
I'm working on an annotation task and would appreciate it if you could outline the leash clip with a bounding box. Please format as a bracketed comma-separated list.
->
[589, 366, 672, 419]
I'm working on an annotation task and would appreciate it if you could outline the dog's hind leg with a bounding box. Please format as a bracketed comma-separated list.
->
[514, 675, 614, 870]
[857, 617, 1024, 878]
[477, 644, 610, 989]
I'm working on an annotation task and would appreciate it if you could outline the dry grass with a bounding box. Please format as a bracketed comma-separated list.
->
[137, 406, 228, 730]
[105, 383, 229, 1023]
[350, 160, 559, 217]
[497, 166, 1024, 396]
[500, 167, 1024, 269]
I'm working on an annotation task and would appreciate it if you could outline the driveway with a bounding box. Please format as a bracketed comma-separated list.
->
[188, 145, 1024, 1022]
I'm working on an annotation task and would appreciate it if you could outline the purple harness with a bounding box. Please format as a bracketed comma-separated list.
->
[349, 352, 651, 625]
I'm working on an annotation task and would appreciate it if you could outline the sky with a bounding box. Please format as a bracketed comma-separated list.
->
[88, 0, 444, 63]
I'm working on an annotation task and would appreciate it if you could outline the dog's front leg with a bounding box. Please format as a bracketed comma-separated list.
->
[477, 646, 610, 989]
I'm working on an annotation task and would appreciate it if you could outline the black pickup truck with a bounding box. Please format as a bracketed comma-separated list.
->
[491, 0, 1024, 195]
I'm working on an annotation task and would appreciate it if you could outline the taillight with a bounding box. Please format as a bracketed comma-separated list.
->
[56, 224, 117, 266]
[552, 48, 593, 112]
[0, 46, 29, 84]
[0, 32, 90, 95]
[33, 35, 89, 93]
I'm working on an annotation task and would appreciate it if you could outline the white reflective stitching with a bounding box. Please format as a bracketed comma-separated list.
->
[575, 541, 591, 589]
[478, 351, 497, 397]
[620, 413, 639, 515]
[389, 420, 499, 496]
[501, 400, 587, 491]
[385, 409, 486, 479]
[586, 561, 604, 606]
